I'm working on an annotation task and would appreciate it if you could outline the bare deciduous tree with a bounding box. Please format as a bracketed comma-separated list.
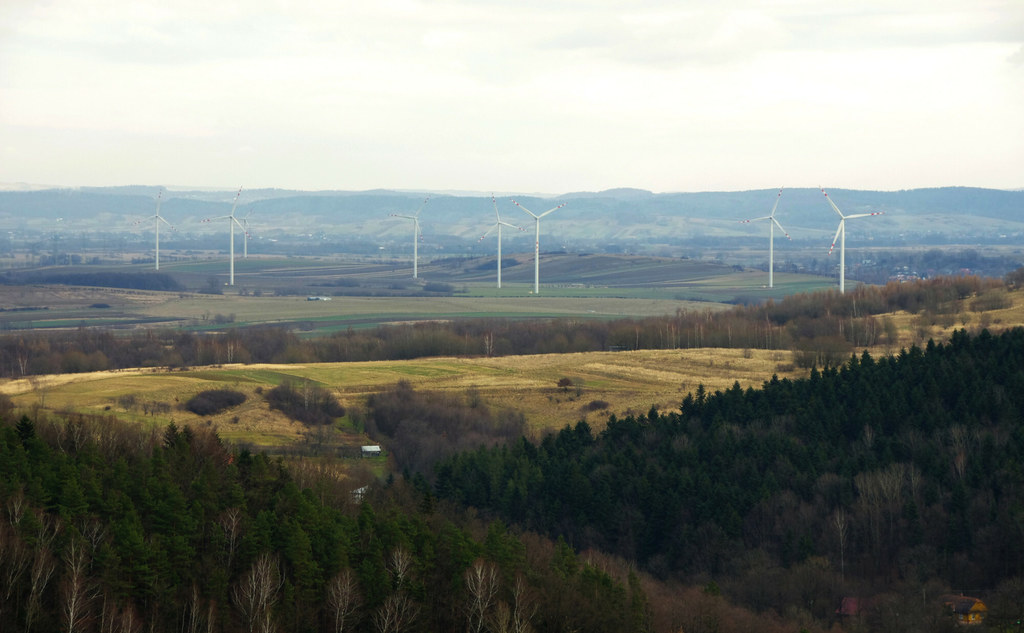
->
[0, 521, 31, 623]
[232, 553, 282, 633]
[491, 601, 513, 633]
[373, 547, 419, 633]
[219, 508, 243, 570]
[78, 518, 106, 557]
[5, 488, 27, 526]
[61, 538, 98, 633]
[464, 559, 499, 633]
[878, 462, 906, 543]
[326, 568, 361, 633]
[832, 509, 849, 582]
[508, 573, 536, 633]
[950, 425, 973, 480]
[183, 584, 206, 633]
[855, 470, 885, 558]
[25, 544, 57, 630]
[113, 602, 142, 633]
[372, 592, 418, 633]
[388, 547, 413, 590]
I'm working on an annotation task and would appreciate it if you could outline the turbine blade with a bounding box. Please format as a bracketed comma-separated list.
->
[512, 199, 538, 218]
[845, 212, 885, 219]
[414, 196, 429, 217]
[739, 216, 771, 224]
[828, 221, 844, 255]
[820, 187, 845, 219]
[772, 217, 791, 240]
[478, 224, 498, 241]
[229, 186, 243, 217]
[538, 203, 566, 218]
[768, 187, 782, 217]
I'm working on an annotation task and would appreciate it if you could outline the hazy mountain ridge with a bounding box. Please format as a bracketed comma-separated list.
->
[1, 186, 1021, 245]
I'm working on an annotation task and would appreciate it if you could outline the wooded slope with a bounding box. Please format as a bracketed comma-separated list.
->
[436, 328, 1024, 619]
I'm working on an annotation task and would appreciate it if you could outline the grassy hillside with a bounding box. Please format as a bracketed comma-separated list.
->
[1, 347, 802, 447]
[5, 285, 1024, 452]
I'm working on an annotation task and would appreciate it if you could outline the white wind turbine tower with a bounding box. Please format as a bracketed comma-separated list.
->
[512, 199, 565, 295]
[822, 187, 884, 293]
[202, 187, 246, 286]
[241, 208, 255, 259]
[135, 190, 173, 270]
[389, 197, 429, 278]
[739, 188, 789, 288]
[478, 195, 524, 289]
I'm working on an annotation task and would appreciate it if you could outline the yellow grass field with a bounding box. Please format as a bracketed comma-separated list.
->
[1, 348, 803, 446]
[4, 287, 1024, 449]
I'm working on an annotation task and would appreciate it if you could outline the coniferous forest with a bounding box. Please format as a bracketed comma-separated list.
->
[0, 409, 654, 633]
[435, 328, 1024, 629]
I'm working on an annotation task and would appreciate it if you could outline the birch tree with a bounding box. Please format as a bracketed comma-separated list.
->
[232, 553, 282, 633]
[60, 538, 97, 633]
[326, 568, 361, 633]
[464, 559, 499, 633]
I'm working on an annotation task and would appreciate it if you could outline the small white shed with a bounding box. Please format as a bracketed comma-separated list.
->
[361, 445, 382, 458]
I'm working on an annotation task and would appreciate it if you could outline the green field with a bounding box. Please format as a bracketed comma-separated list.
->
[0, 253, 836, 334]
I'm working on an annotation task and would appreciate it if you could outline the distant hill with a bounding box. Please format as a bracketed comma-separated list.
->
[1, 186, 1021, 247]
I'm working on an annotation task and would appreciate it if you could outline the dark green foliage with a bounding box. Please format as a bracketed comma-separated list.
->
[0, 410, 646, 633]
[184, 389, 246, 416]
[436, 328, 1024, 594]
[264, 380, 344, 425]
[4, 270, 183, 291]
[421, 281, 454, 293]
[15, 414, 34, 442]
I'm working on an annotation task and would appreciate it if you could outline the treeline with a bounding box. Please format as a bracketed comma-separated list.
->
[0, 275, 1013, 378]
[1, 271, 184, 291]
[434, 328, 1024, 630]
[360, 382, 527, 476]
[266, 381, 346, 426]
[0, 406, 661, 633]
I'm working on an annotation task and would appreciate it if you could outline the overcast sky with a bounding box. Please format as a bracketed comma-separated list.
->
[2, 0, 1022, 194]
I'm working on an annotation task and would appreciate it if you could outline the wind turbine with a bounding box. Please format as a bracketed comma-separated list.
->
[739, 188, 789, 288]
[389, 196, 429, 278]
[478, 195, 524, 289]
[202, 187, 245, 286]
[134, 190, 173, 270]
[822, 187, 884, 293]
[512, 198, 565, 295]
